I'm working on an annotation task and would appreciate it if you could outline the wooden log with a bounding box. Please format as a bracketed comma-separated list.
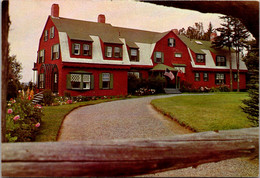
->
[2, 127, 258, 177]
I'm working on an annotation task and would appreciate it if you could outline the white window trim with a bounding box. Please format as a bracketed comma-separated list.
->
[106, 46, 112, 58]
[50, 26, 55, 39]
[74, 43, 81, 55]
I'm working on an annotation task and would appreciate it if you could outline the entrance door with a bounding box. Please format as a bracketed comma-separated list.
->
[52, 72, 58, 93]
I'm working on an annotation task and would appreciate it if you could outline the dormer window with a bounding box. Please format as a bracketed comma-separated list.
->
[44, 30, 48, 41]
[154, 52, 164, 63]
[51, 44, 60, 60]
[114, 47, 121, 58]
[83, 44, 91, 56]
[216, 56, 226, 66]
[168, 38, 175, 47]
[106, 46, 113, 58]
[38, 49, 45, 63]
[130, 48, 139, 62]
[72, 43, 80, 55]
[196, 54, 205, 63]
[50, 26, 55, 39]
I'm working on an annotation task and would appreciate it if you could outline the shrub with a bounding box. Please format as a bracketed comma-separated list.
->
[43, 89, 54, 106]
[6, 96, 43, 142]
[146, 76, 166, 94]
[128, 74, 142, 94]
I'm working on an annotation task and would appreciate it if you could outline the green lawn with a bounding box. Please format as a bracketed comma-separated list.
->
[35, 98, 121, 142]
[151, 93, 251, 132]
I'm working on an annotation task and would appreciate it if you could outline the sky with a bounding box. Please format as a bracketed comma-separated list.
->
[8, 0, 224, 83]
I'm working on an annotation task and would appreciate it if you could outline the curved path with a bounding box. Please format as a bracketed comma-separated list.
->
[58, 94, 192, 141]
[57, 94, 258, 177]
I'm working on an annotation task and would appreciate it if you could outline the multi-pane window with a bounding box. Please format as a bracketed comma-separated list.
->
[114, 47, 121, 58]
[215, 73, 225, 85]
[154, 52, 163, 63]
[67, 73, 93, 90]
[72, 43, 80, 55]
[174, 67, 185, 73]
[196, 54, 205, 63]
[83, 44, 91, 56]
[175, 53, 182, 58]
[39, 73, 45, 89]
[71, 74, 81, 89]
[39, 50, 45, 63]
[102, 73, 110, 89]
[106, 46, 113, 58]
[83, 74, 91, 89]
[54, 73, 58, 84]
[130, 48, 139, 62]
[128, 72, 140, 78]
[100, 73, 113, 89]
[203, 73, 208, 81]
[234, 73, 238, 82]
[216, 56, 226, 66]
[44, 30, 48, 41]
[52, 44, 60, 60]
[168, 38, 175, 47]
[195, 72, 200, 81]
[50, 26, 55, 39]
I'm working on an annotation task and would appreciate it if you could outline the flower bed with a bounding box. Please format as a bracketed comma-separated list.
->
[6, 93, 43, 142]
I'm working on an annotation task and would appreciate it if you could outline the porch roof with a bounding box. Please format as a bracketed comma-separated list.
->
[151, 64, 177, 71]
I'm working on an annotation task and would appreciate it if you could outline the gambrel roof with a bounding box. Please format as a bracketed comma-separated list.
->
[51, 16, 168, 45]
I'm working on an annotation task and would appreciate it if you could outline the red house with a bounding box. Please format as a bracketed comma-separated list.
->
[32, 4, 248, 96]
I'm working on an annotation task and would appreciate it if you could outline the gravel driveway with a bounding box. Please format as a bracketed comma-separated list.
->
[57, 94, 258, 177]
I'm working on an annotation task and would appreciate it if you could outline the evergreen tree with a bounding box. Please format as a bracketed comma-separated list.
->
[241, 40, 259, 126]
[233, 18, 250, 92]
[212, 15, 234, 91]
[204, 22, 214, 41]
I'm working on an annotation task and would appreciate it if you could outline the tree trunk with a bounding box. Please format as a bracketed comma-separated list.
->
[237, 48, 240, 92]
[1, 0, 10, 143]
[229, 47, 233, 91]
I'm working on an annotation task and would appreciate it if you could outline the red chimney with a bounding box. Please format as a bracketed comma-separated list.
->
[98, 14, 105, 23]
[172, 29, 179, 35]
[51, 4, 59, 18]
[210, 32, 217, 42]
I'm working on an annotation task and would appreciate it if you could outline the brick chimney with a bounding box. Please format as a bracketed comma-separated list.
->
[172, 29, 179, 35]
[51, 4, 59, 18]
[98, 14, 105, 23]
[210, 32, 217, 42]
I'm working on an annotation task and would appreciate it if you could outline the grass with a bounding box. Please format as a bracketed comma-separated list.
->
[151, 92, 251, 132]
[35, 98, 122, 142]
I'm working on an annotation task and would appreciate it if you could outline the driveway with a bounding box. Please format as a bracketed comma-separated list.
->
[57, 94, 258, 177]
[58, 94, 192, 141]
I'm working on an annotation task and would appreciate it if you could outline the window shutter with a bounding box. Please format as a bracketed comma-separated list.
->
[153, 52, 157, 62]
[119, 47, 122, 58]
[37, 51, 39, 63]
[161, 52, 164, 63]
[110, 74, 114, 89]
[173, 39, 176, 47]
[43, 50, 45, 62]
[105, 46, 107, 57]
[66, 74, 72, 89]
[57, 44, 60, 59]
[89, 44, 92, 56]
[72, 43, 75, 55]
[51, 46, 53, 60]
[90, 75, 94, 89]
[99, 73, 103, 89]
[137, 50, 140, 62]
[168, 38, 170, 46]
[139, 72, 142, 79]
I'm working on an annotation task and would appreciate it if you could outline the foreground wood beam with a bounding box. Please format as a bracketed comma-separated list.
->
[2, 127, 258, 177]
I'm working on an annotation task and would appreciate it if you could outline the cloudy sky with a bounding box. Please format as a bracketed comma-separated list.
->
[8, 0, 224, 82]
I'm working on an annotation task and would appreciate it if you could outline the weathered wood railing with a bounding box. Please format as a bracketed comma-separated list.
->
[2, 127, 258, 177]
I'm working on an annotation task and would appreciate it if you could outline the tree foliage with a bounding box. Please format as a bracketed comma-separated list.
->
[7, 53, 23, 100]
[241, 41, 259, 126]
[179, 22, 214, 41]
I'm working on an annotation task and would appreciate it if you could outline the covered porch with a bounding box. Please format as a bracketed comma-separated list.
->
[150, 64, 181, 94]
